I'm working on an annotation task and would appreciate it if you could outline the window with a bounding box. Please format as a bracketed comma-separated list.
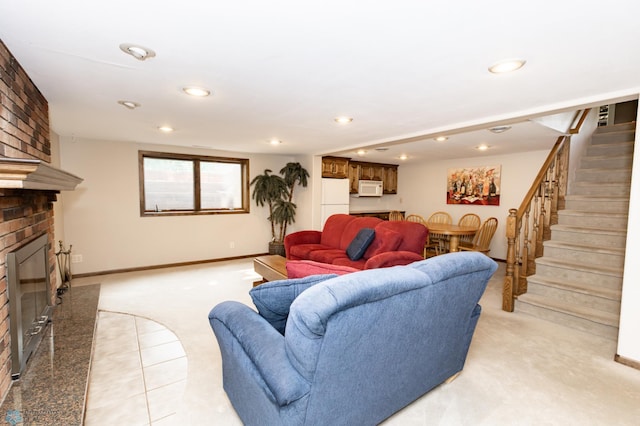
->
[139, 151, 249, 216]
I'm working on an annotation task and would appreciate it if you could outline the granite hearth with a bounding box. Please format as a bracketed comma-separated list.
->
[0, 283, 99, 425]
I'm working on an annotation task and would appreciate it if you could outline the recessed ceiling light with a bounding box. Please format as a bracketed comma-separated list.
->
[356, 149, 366, 156]
[399, 154, 408, 160]
[488, 59, 526, 74]
[489, 125, 512, 133]
[158, 126, 174, 133]
[182, 86, 211, 97]
[335, 117, 353, 124]
[476, 144, 490, 151]
[119, 43, 156, 61]
[269, 138, 282, 145]
[117, 100, 140, 110]
[434, 136, 448, 142]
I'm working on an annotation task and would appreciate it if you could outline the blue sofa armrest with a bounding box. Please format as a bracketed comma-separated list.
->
[209, 301, 310, 406]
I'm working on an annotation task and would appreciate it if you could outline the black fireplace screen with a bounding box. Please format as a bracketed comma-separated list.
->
[7, 233, 52, 379]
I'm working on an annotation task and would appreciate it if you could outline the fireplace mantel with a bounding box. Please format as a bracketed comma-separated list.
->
[0, 158, 83, 191]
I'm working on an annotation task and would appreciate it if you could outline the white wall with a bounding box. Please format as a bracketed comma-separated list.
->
[397, 150, 549, 260]
[287, 153, 315, 232]
[58, 136, 307, 274]
[349, 192, 401, 212]
[617, 105, 640, 363]
[567, 109, 599, 194]
[531, 111, 580, 133]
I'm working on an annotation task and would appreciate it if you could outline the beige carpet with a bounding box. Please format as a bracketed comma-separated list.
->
[75, 259, 640, 425]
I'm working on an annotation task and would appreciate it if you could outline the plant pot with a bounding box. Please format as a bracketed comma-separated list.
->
[268, 241, 286, 257]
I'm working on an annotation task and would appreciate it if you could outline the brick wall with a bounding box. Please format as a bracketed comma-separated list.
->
[0, 40, 57, 401]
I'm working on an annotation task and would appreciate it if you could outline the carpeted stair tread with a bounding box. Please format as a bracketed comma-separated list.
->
[563, 196, 630, 212]
[584, 151, 633, 157]
[550, 224, 626, 236]
[590, 140, 635, 147]
[558, 210, 627, 219]
[517, 293, 620, 327]
[535, 257, 622, 277]
[526, 275, 621, 301]
[572, 181, 631, 190]
[584, 153, 633, 164]
[586, 147, 634, 156]
[577, 165, 632, 172]
[577, 164, 632, 170]
[543, 240, 625, 256]
[589, 138, 635, 147]
[564, 194, 629, 201]
[593, 122, 636, 133]
[590, 136, 636, 145]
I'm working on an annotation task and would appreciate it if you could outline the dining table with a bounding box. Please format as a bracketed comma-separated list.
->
[426, 223, 478, 253]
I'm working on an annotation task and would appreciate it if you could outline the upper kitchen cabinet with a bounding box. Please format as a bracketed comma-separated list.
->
[321, 156, 349, 179]
[348, 162, 360, 193]
[382, 164, 398, 194]
[357, 162, 384, 181]
[348, 160, 398, 194]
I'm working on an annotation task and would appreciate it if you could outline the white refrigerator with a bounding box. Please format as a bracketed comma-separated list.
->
[321, 178, 350, 227]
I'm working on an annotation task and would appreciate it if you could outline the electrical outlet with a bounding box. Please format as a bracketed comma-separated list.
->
[71, 254, 83, 263]
[229, 241, 235, 249]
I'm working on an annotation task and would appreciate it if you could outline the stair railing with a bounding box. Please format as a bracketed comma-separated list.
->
[503, 109, 591, 312]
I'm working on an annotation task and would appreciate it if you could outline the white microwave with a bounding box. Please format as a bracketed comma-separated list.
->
[358, 180, 383, 197]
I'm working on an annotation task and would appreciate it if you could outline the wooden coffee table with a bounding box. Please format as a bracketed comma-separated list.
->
[253, 255, 288, 286]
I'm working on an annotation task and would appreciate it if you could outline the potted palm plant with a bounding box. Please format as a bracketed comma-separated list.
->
[251, 162, 309, 255]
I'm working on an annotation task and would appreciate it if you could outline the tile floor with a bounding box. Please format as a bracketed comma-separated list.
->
[84, 312, 188, 425]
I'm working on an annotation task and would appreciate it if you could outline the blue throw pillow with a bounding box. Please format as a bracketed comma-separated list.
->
[249, 274, 337, 334]
[346, 228, 376, 260]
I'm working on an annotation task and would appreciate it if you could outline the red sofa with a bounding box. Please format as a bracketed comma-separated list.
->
[284, 214, 428, 270]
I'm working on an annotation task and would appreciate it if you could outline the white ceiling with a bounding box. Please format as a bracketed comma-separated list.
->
[1, 1, 639, 164]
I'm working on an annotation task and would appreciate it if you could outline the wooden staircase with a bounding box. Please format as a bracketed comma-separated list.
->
[515, 122, 635, 339]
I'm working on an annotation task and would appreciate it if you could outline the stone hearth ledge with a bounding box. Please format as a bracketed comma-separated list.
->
[0, 283, 100, 425]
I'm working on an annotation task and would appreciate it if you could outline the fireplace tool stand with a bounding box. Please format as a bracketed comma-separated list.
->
[55, 240, 72, 299]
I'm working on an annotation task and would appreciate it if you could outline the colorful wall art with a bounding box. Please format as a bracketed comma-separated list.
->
[447, 165, 501, 206]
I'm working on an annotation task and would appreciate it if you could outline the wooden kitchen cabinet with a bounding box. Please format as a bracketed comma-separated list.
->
[348, 162, 360, 193]
[382, 164, 398, 194]
[322, 156, 349, 178]
[358, 163, 384, 181]
[333, 158, 399, 194]
[349, 161, 397, 193]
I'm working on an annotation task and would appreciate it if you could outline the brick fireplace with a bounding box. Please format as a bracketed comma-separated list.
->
[0, 40, 81, 401]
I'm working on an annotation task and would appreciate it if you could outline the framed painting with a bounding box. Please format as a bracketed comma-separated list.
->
[446, 165, 501, 206]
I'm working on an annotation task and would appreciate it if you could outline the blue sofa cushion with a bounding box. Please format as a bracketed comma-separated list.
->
[249, 274, 337, 334]
[346, 228, 376, 260]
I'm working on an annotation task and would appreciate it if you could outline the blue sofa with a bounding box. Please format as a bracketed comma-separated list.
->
[209, 252, 497, 425]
